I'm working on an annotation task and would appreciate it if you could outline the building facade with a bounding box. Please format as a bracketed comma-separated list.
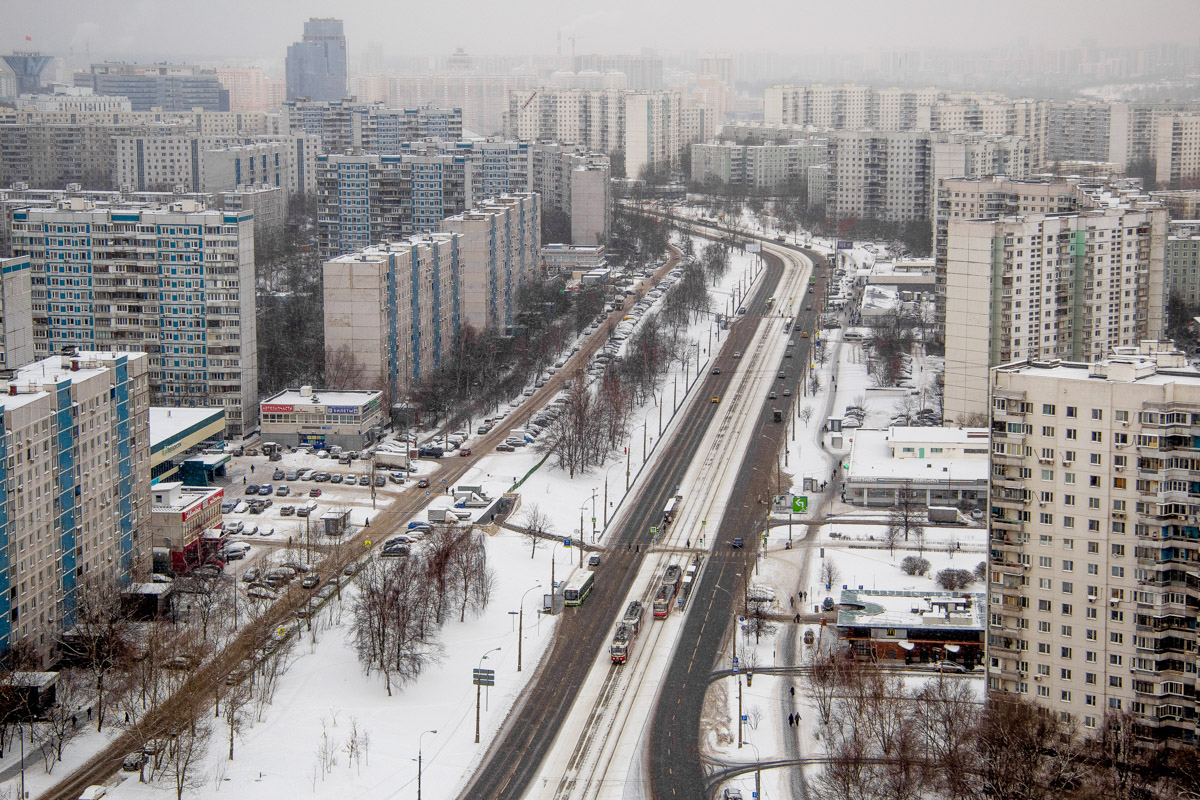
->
[8, 200, 258, 436]
[0, 351, 150, 663]
[285, 18, 348, 103]
[260, 386, 386, 450]
[1154, 113, 1200, 189]
[690, 139, 828, 192]
[74, 63, 229, 112]
[1166, 219, 1200, 307]
[944, 203, 1168, 424]
[282, 100, 464, 152]
[988, 346, 1200, 742]
[0, 256, 34, 370]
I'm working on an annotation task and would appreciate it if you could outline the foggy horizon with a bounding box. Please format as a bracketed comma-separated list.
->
[5, 0, 1200, 71]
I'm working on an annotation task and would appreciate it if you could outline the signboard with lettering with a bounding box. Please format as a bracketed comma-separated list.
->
[262, 404, 294, 414]
[327, 405, 359, 415]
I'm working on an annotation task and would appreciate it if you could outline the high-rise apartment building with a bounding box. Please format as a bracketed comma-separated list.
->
[1165, 219, 1200, 307]
[944, 203, 1168, 424]
[825, 130, 933, 223]
[8, 200, 257, 436]
[315, 153, 474, 260]
[574, 53, 664, 91]
[441, 194, 541, 330]
[934, 177, 1083, 333]
[690, 139, 829, 193]
[0, 350, 150, 664]
[112, 133, 318, 194]
[74, 63, 230, 112]
[216, 67, 285, 113]
[281, 100, 463, 152]
[285, 18, 348, 103]
[987, 345, 1200, 743]
[1154, 114, 1200, 189]
[0, 255, 34, 369]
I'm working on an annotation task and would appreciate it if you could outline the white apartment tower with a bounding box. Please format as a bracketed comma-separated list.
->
[944, 203, 1167, 425]
[988, 345, 1200, 743]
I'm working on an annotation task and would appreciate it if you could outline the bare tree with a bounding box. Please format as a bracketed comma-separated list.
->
[799, 406, 813, 426]
[38, 669, 85, 772]
[521, 503, 553, 559]
[883, 522, 903, 557]
[887, 483, 924, 546]
[819, 559, 841, 592]
[325, 343, 367, 391]
[59, 570, 136, 732]
[351, 557, 439, 696]
[449, 530, 493, 622]
[223, 680, 252, 761]
[974, 695, 1088, 800]
[806, 648, 842, 726]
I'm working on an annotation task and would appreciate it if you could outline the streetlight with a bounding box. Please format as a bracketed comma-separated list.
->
[417, 729, 438, 800]
[603, 462, 622, 528]
[518, 584, 541, 672]
[475, 647, 501, 744]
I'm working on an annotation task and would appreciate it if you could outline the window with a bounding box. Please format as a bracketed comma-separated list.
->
[1091, 431, 1103, 443]
[1043, 404, 1056, 415]
[1066, 406, 1077, 418]
[1115, 410, 1128, 422]
[1091, 409, 1103, 420]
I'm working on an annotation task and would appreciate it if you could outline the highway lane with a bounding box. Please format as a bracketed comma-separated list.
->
[457, 250, 788, 800]
[647, 243, 829, 800]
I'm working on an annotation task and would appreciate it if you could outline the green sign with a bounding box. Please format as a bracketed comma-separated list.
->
[792, 496, 808, 513]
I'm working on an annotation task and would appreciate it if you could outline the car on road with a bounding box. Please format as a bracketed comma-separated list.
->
[731, 537, 744, 548]
[769, 391, 777, 399]
[934, 661, 968, 673]
[711, 396, 720, 404]
[417, 479, 430, 488]
[805, 306, 812, 312]
[459, 447, 472, 457]
[778, 372, 786, 379]
[733, 351, 741, 358]
[784, 389, 792, 397]
[588, 554, 601, 568]
[309, 488, 322, 498]
[801, 331, 809, 338]
[711, 367, 721, 375]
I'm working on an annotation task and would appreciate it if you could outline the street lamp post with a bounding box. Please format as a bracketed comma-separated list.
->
[475, 647, 501, 744]
[417, 729, 438, 800]
[603, 462, 621, 528]
[518, 584, 541, 672]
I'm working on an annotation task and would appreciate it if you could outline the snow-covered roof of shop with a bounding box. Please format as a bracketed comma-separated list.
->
[846, 427, 989, 484]
[859, 285, 899, 312]
[262, 388, 382, 408]
[869, 258, 934, 276]
[836, 589, 985, 631]
[150, 406, 224, 444]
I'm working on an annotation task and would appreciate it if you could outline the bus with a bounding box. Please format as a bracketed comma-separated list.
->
[563, 570, 595, 606]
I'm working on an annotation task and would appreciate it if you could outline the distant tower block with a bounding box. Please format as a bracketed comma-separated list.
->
[2, 52, 52, 94]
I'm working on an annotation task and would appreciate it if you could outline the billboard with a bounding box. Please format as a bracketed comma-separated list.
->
[327, 405, 359, 415]
[836, 240, 853, 251]
[262, 404, 294, 414]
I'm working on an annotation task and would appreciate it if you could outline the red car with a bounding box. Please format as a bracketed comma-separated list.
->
[459, 448, 472, 457]
[308, 488, 322, 498]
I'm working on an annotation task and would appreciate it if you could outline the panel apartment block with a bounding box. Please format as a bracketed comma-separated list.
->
[0, 350, 149, 664]
[323, 235, 458, 400]
[945, 205, 1167, 424]
[0, 256, 34, 369]
[988, 347, 1200, 743]
[8, 200, 257, 436]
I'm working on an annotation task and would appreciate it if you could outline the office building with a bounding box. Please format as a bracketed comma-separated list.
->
[74, 63, 230, 112]
[18, 85, 132, 113]
[285, 18, 348, 103]
[8, 200, 258, 436]
[988, 344, 1200, 743]
[934, 177, 1083, 333]
[0, 256, 34, 370]
[315, 152, 473, 260]
[148, 482, 225, 575]
[944, 203, 1168, 424]
[323, 234, 459, 399]
[441, 193, 541, 330]
[0, 350, 150, 664]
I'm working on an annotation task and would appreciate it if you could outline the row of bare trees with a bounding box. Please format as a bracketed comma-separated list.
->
[352, 527, 493, 695]
[806, 653, 1200, 800]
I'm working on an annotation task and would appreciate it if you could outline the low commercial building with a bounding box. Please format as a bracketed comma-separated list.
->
[147, 482, 225, 574]
[836, 589, 985, 666]
[843, 426, 989, 508]
[149, 406, 226, 483]
[541, 244, 607, 277]
[260, 386, 386, 451]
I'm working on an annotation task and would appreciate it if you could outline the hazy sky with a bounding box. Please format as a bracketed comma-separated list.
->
[5, 0, 1199, 67]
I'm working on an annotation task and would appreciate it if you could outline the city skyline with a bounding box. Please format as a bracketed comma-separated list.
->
[4, 0, 1200, 66]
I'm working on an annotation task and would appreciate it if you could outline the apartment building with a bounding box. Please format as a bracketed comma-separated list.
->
[530, 143, 611, 245]
[315, 152, 473, 260]
[74, 63, 229, 112]
[285, 18, 348, 103]
[18, 85, 132, 113]
[988, 345, 1200, 743]
[441, 194, 541, 330]
[944, 203, 1168, 424]
[216, 67, 285, 113]
[1050, 100, 1114, 164]
[825, 130, 933, 223]
[390, 72, 537, 136]
[113, 133, 318, 195]
[281, 100, 464, 152]
[8, 200, 257, 436]
[1154, 114, 1200, 189]
[934, 177, 1083, 333]
[1166, 219, 1200, 307]
[0, 255, 34, 369]
[690, 139, 828, 192]
[1151, 189, 1200, 220]
[323, 234, 458, 399]
[0, 350, 150, 664]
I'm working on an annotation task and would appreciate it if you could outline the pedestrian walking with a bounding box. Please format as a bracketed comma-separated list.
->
[790, 597, 795, 609]
[790, 686, 795, 697]
[243, 476, 246, 485]
[636, 544, 640, 553]
[251, 464, 255, 473]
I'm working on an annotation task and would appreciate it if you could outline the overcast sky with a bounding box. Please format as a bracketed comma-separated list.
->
[5, 0, 1199, 68]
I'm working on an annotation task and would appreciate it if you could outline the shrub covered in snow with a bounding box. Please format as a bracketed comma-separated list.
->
[935, 568, 975, 590]
[901, 556, 931, 576]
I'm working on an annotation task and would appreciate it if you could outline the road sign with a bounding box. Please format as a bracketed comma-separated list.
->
[563, 538, 572, 547]
[650, 526, 658, 535]
[364, 540, 372, 547]
[591, 517, 596, 525]
[472, 668, 495, 687]
[276, 626, 286, 637]
[792, 496, 808, 513]
[701, 519, 707, 526]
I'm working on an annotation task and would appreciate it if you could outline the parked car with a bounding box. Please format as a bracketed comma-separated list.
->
[280, 505, 295, 516]
[374, 475, 386, 487]
[258, 485, 273, 496]
[122, 752, 148, 772]
[314, 472, 331, 482]
[241, 568, 261, 583]
[496, 443, 515, 452]
[330, 474, 344, 484]
[220, 501, 236, 513]
[301, 574, 321, 589]
[343, 563, 360, 576]
[588, 554, 601, 568]
[309, 488, 322, 498]
[358, 475, 371, 486]
[272, 469, 285, 481]
[711, 367, 721, 375]
[245, 484, 260, 496]
[247, 586, 277, 601]
[934, 661, 968, 673]
[275, 485, 290, 497]
[286, 470, 299, 481]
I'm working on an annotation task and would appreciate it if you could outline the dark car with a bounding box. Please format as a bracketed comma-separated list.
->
[245, 484, 260, 496]
[330, 474, 344, 484]
[417, 478, 430, 488]
[711, 367, 721, 375]
[496, 443, 515, 452]
[309, 488, 322, 498]
[731, 537, 744, 548]
[359, 475, 371, 486]
[418, 446, 444, 459]
[258, 485, 273, 496]
[272, 469, 285, 481]
[778, 372, 786, 379]
[374, 476, 386, 487]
